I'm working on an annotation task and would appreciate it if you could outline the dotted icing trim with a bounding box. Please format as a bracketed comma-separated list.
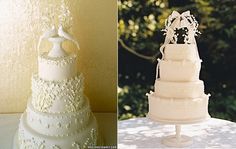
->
[38, 53, 77, 67]
[19, 123, 98, 149]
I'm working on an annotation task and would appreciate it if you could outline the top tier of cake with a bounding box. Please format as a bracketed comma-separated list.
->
[38, 37, 78, 81]
[163, 44, 199, 61]
[38, 53, 78, 81]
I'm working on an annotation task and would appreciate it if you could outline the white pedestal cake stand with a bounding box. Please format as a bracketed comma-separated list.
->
[161, 125, 192, 147]
[148, 115, 210, 147]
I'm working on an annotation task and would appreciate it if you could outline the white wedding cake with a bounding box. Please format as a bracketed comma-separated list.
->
[14, 26, 100, 149]
[147, 11, 210, 124]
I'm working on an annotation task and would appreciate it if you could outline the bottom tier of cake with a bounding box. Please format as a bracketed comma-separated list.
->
[147, 92, 210, 124]
[14, 112, 101, 149]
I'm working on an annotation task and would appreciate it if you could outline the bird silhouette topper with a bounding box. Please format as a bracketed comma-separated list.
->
[162, 10, 200, 45]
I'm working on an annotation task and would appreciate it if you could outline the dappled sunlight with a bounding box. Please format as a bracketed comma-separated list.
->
[118, 118, 236, 148]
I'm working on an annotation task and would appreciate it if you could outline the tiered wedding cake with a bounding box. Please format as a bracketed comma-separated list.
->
[14, 26, 100, 149]
[147, 11, 210, 147]
[147, 11, 210, 124]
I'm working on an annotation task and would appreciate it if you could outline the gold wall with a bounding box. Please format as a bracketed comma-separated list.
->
[0, 0, 117, 113]
[77, 0, 117, 113]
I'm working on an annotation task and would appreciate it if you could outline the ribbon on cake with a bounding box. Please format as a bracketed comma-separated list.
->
[37, 25, 80, 55]
[169, 11, 191, 29]
[156, 58, 161, 79]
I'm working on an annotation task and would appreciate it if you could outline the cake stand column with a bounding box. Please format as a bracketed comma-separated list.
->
[162, 125, 193, 147]
[176, 125, 181, 142]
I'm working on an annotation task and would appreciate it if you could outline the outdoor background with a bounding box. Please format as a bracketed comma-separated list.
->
[118, 0, 236, 122]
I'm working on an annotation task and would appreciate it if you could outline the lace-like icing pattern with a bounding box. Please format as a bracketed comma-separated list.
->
[38, 53, 77, 67]
[31, 74, 84, 113]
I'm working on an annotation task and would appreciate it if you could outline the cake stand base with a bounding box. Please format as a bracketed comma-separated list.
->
[161, 125, 193, 147]
[162, 135, 193, 147]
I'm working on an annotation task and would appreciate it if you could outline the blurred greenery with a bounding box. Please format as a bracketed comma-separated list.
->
[118, 0, 236, 121]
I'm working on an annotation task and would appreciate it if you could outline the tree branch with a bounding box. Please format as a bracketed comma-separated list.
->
[118, 38, 159, 62]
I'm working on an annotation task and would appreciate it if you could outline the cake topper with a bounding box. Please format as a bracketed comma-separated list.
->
[38, 0, 79, 57]
[160, 10, 201, 60]
[58, 25, 80, 50]
[37, 25, 80, 57]
[161, 10, 200, 45]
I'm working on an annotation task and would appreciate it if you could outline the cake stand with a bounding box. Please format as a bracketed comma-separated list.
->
[148, 114, 210, 147]
[162, 125, 192, 147]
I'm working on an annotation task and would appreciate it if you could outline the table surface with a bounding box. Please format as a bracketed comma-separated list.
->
[0, 113, 117, 149]
[118, 117, 236, 149]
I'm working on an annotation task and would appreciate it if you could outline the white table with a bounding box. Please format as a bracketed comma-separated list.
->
[118, 117, 236, 149]
[0, 113, 117, 149]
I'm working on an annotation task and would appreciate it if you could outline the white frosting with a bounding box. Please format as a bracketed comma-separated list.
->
[159, 60, 201, 81]
[38, 53, 78, 81]
[148, 93, 210, 124]
[31, 74, 84, 114]
[17, 76, 100, 148]
[15, 20, 100, 148]
[148, 44, 210, 124]
[148, 12, 209, 124]
[16, 57, 101, 148]
[16, 39, 100, 148]
[18, 111, 98, 149]
[163, 44, 199, 61]
[155, 80, 204, 98]
[26, 98, 91, 137]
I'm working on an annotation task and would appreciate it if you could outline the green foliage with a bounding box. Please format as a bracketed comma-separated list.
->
[118, 84, 151, 120]
[209, 92, 236, 122]
[118, 0, 236, 121]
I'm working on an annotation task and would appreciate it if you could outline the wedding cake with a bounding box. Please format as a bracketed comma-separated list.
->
[147, 11, 210, 124]
[14, 26, 100, 149]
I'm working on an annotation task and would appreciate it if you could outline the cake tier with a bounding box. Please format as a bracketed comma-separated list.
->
[163, 44, 199, 61]
[31, 74, 84, 113]
[38, 53, 78, 81]
[159, 60, 201, 81]
[26, 97, 91, 137]
[147, 93, 210, 124]
[18, 111, 98, 149]
[154, 80, 204, 98]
